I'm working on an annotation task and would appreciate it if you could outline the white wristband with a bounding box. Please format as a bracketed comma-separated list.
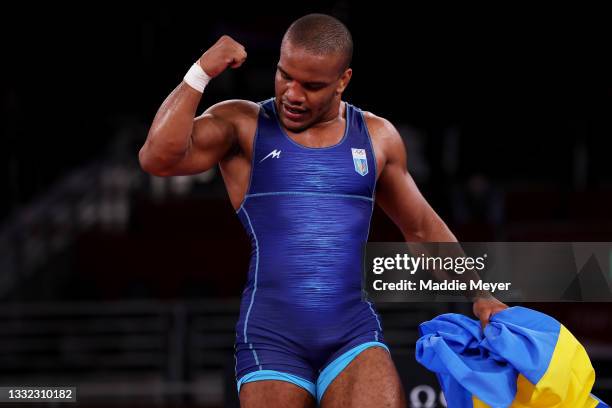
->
[183, 61, 212, 93]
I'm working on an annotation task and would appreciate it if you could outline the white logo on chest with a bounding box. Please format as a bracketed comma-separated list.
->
[260, 149, 282, 163]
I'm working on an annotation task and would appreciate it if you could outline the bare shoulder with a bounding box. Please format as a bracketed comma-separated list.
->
[200, 99, 260, 124]
[195, 99, 260, 155]
[362, 111, 406, 168]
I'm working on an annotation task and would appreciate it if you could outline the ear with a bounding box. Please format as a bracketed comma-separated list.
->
[336, 68, 353, 94]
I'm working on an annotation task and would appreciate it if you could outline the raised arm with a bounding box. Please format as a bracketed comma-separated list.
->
[139, 35, 249, 176]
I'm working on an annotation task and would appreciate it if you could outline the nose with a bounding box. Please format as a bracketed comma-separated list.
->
[284, 81, 306, 105]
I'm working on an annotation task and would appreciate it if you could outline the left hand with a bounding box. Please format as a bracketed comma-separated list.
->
[472, 296, 508, 329]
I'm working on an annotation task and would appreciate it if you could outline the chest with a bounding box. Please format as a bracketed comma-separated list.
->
[248, 129, 377, 198]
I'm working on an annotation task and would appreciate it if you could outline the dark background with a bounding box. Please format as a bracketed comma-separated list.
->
[1, 3, 611, 407]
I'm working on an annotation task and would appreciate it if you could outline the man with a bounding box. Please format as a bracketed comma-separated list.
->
[139, 13, 507, 408]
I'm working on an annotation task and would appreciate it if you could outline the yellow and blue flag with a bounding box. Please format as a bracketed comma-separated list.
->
[416, 306, 608, 407]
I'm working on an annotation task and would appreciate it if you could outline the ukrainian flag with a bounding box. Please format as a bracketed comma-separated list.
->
[416, 306, 609, 407]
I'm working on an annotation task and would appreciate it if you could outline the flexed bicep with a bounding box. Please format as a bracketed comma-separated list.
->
[141, 100, 255, 177]
[165, 102, 240, 175]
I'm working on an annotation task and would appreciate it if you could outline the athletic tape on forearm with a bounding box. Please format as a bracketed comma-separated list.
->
[183, 61, 212, 93]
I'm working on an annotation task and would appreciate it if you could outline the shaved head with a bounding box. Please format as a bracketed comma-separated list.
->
[282, 13, 353, 72]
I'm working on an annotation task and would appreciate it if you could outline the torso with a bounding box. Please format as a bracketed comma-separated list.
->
[231, 98, 385, 376]
[219, 99, 387, 210]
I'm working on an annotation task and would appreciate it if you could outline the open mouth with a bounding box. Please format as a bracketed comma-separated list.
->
[282, 103, 308, 121]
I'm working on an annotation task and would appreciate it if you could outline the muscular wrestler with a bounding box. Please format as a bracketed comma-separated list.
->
[139, 13, 507, 408]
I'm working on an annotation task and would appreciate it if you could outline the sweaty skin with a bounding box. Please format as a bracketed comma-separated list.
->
[139, 34, 507, 408]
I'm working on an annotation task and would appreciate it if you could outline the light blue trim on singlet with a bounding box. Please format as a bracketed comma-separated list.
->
[234, 101, 263, 214]
[246, 191, 373, 202]
[366, 301, 383, 333]
[316, 341, 390, 403]
[359, 108, 378, 200]
[236, 342, 390, 403]
[237, 369, 317, 397]
[357, 108, 384, 340]
[241, 207, 262, 370]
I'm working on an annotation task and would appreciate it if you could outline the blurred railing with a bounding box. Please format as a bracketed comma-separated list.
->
[0, 158, 220, 301]
[0, 300, 451, 406]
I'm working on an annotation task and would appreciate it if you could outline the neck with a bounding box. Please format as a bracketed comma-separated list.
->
[312, 99, 345, 130]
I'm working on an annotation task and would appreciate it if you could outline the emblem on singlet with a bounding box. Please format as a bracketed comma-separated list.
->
[351, 148, 368, 176]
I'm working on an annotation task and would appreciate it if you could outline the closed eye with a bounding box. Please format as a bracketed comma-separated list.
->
[304, 83, 326, 91]
[278, 67, 292, 80]
[278, 66, 327, 90]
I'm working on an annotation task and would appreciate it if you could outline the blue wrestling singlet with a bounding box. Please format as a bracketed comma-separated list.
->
[234, 98, 389, 403]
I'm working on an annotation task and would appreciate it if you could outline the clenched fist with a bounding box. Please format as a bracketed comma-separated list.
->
[198, 35, 247, 78]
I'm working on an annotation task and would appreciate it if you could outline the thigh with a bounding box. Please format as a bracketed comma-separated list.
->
[240, 380, 317, 408]
[320, 347, 406, 408]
